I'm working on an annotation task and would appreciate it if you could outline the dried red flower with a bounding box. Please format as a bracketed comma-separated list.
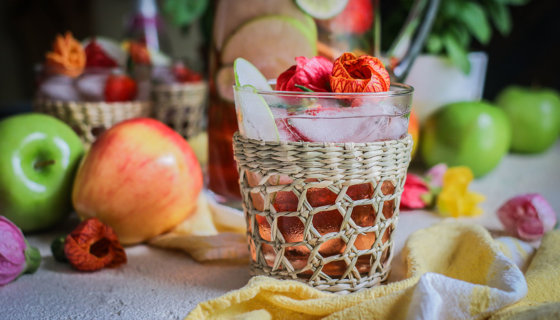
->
[276, 56, 333, 92]
[64, 218, 127, 272]
[330, 52, 390, 93]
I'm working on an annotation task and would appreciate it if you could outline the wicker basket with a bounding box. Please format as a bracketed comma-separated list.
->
[151, 82, 207, 139]
[33, 99, 152, 146]
[233, 132, 413, 294]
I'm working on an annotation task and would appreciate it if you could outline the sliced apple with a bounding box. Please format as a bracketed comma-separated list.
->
[213, 0, 317, 51]
[222, 16, 317, 79]
[235, 85, 279, 141]
[233, 58, 272, 91]
[216, 66, 235, 102]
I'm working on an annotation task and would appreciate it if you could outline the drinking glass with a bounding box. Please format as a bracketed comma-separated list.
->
[232, 84, 414, 292]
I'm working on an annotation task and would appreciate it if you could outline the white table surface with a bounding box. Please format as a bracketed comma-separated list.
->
[1, 142, 559, 320]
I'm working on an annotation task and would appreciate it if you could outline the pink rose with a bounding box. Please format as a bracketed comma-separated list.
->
[276, 56, 333, 92]
[400, 174, 431, 209]
[0, 217, 40, 285]
[497, 194, 557, 241]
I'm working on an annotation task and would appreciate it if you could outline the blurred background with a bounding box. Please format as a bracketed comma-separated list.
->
[0, 0, 558, 115]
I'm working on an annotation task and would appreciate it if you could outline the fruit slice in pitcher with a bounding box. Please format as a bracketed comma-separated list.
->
[222, 16, 317, 79]
[295, 0, 349, 19]
[213, 0, 317, 50]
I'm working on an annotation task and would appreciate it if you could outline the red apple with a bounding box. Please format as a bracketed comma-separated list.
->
[72, 118, 203, 244]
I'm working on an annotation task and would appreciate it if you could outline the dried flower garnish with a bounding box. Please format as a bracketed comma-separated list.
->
[45, 32, 86, 78]
[276, 56, 333, 92]
[64, 218, 126, 272]
[436, 167, 485, 217]
[330, 52, 390, 93]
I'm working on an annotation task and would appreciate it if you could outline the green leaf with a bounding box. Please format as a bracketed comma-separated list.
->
[487, 1, 512, 36]
[458, 2, 492, 45]
[443, 33, 471, 74]
[23, 241, 41, 275]
[426, 34, 443, 54]
[449, 24, 470, 49]
[163, 0, 209, 27]
[496, 0, 530, 6]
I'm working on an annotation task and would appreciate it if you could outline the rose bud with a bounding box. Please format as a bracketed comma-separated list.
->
[400, 174, 431, 209]
[497, 194, 557, 241]
[0, 217, 41, 286]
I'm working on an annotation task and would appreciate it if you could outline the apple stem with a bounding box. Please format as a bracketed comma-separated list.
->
[34, 159, 56, 169]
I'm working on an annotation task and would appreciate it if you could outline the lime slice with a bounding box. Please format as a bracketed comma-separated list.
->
[295, 0, 349, 20]
[213, 0, 317, 50]
[222, 15, 317, 79]
[233, 58, 279, 141]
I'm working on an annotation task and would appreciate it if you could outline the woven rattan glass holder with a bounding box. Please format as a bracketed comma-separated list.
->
[33, 99, 151, 146]
[151, 82, 207, 139]
[233, 132, 413, 294]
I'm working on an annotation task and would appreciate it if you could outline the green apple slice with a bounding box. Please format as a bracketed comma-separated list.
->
[235, 85, 279, 141]
[295, 0, 349, 20]
[213, 0, 317, 50]
[234, 58, 272, 91]
[222, 15, 317, 79]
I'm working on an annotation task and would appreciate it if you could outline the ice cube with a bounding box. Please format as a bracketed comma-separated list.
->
[279, 106, 408, 143]
[38, 75, 81, 102]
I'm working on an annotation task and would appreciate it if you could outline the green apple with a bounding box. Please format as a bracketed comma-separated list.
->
[421, 101, 511, 177]
[0, 113, 84, 232]
[496, 86, 560, 153]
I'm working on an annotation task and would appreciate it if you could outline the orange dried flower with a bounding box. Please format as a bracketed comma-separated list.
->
[64, 218, 127, 272]
[45, 32, 86, 78]
[330, 52, 390, 93]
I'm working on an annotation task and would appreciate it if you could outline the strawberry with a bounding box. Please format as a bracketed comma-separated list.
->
[85, 39, 118, 68]
[323, 0, 373, 34]
[104, 74, 137, 102]
[173, 64, 202, 83]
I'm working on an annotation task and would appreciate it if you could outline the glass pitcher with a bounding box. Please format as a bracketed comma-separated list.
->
[207, 0, 440, 204]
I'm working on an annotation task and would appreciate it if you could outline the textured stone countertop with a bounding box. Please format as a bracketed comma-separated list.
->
[1, 142, 559, 320]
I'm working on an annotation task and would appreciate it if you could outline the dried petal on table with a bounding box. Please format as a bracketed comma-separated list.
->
[64, 218, 127, 272]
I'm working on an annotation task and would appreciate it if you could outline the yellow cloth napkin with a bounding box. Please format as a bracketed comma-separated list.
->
[185, 222, 550, 320]
[491, 231, 560, 320]
[149, 192, 248, 261]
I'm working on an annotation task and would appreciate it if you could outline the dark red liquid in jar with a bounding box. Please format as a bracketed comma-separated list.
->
[207, 97, 241, 201]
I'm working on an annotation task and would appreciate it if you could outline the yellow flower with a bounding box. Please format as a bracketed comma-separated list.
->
[436, 167, 485, 217]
